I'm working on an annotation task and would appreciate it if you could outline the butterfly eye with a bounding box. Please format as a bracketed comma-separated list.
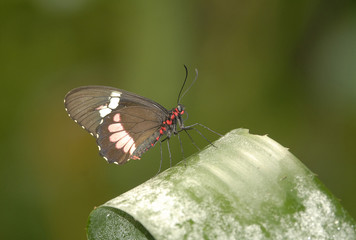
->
[177, 104, 184, 113]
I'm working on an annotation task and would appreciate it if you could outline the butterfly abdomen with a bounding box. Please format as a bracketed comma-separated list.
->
[130, 131, 161, 160]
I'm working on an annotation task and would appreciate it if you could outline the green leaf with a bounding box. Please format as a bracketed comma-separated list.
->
[87, 129, 356, 240]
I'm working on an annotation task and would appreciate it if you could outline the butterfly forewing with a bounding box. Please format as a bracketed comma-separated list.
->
[64, 86, 169, 164]
[64, 86, 124, 134]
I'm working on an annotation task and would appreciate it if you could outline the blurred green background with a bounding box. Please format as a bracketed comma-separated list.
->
[1, 0, 356, 239]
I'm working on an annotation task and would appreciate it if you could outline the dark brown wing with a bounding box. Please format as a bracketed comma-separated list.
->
[64, 86, 169, 164]
[64, 85, 168, 135]
[96, 106, 164, 164]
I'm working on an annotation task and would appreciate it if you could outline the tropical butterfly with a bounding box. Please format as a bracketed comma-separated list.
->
[64, 67, 221, 166]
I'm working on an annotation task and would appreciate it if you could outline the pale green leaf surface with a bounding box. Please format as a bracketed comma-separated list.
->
[87, 129, 356, 240]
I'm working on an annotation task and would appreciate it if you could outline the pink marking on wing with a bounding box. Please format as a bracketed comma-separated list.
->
[113, 113, 121, 122]
[96, 105, 107, 110]
[108, 123, 124, 133]
[109, 131, 127, 142]
[129, 142, 136, 155]
[124, 138, 134, 153]
[116, 135, 131, 149]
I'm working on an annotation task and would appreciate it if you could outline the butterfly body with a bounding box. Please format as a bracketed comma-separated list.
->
[64, 86, 185, 165]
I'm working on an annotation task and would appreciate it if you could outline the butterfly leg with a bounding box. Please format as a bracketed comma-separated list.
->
[154, 141, 164, 176]
[177, 132, 186, 167]
[183, 123, 223, 137]
[177, 132, 185, 159]
[180, 125, 218, 148]
[183, 129, 201, 151]
[166, 139, 172, 167]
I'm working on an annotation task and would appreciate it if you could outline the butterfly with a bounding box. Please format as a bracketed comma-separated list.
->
[64, 67, 221, 166]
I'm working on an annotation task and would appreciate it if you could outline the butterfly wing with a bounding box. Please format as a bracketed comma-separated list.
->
[64, 85, 168, 164]
[96, 106, 164, 164]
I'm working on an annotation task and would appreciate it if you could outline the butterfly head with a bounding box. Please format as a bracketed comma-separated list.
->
[177, 104, 185, 115]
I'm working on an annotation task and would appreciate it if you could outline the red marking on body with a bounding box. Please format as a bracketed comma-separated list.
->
[151, 143, 154, 146]
[181, 110, 184, 114]
[156, 136, 159, 141]
[166, 119, 172, 125]
[163, 121, 166, 124]
[174, 111, 178, 116]
[108, 123, 124, 132]
[113, 113, 121, 122]
[162, 127, 166, 131]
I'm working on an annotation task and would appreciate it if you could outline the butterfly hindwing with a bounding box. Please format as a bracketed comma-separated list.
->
[96, 106, 165, 164]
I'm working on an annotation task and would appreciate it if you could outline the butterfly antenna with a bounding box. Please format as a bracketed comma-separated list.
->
[177, 65, 189, 104]
[179, 68, 198, 103]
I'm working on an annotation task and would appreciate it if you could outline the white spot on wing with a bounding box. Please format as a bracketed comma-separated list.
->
[99, 108, 112, 117]
[111, 91, 121, 97]
[108, 97, 120, 109]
